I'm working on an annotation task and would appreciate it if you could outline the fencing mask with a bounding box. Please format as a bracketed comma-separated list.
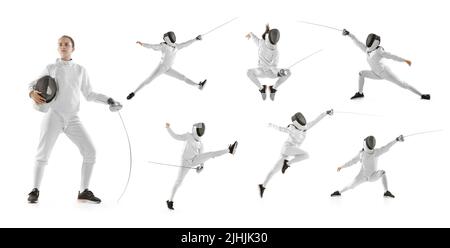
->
[163, 31, 176, 44]
[32, 75, 58, 112]
[364, 136, 376, 150]
[291, 112, 306, 127]
[268, 29, 280, 45]
[366, 33, 380, 52]
[193, 122, 205, 137]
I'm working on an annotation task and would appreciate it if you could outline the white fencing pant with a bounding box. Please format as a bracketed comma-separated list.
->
[263, 145, 309, 187]
[170, 149, 228, 201]
[358, 69, 422, 96]
[340, 170, 389, 194]
[33, 111, 96, 191]
[135, 64, 198, 93]
[247, 67, 291, 90]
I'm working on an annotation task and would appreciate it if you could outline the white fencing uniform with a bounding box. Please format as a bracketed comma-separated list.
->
[247, 33, 291, 90]
[134, 38, 201, 93]
[263, 112, 328, 187]
[338, 139, 399, 194]
[167, 126, 229, 201]
[348, 33, 422, 96]
[29, 59, 111, 191]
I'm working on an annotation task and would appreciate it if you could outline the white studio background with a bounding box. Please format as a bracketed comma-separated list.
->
[0, 0, 449, 227]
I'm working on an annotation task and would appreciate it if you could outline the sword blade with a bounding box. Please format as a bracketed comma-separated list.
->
[288, 49, 323, 69]
[202, 17, 239, 36]
[404, 129, 444, 138]
[298, 20, 343, 31]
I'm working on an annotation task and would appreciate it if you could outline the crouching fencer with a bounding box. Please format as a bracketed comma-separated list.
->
[342, 29, 430, 100]
[165, 122, 238, 210]
[246, 24, 291, 101]
[331, 135, 405, 198]
[127, 31, 206, 100]
[27, 35, 122, 204]
[259, 110, 333, 198]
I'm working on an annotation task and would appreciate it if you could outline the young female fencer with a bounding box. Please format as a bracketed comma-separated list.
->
[342, 29, 430, 100]
[166, 122, 238, 210]
[127, 31, 206, 100]
[259, 110, 333, 198]
[246, 24, 291, 101]
[27, 35, 122, 204]
[330, 135, 405, 198]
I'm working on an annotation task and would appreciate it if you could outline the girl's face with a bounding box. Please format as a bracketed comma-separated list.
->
[58, 37, 74, 60]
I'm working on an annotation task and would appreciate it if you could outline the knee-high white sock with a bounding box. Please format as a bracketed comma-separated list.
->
[170, 182, 182, 202]
[263, 158, 284, 187]
[358, 74, 365, 93]
[382, 174, 388, 192]
[80, 162, 94, 191]
[33, 163, 46, 189]
[405, 83, 422, 96]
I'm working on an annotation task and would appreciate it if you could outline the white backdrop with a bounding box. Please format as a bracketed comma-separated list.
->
[0, 0, 449, 227]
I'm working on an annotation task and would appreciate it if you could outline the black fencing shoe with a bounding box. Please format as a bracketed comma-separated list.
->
[126, 92, 135, 100]
[330, 191, 341, 197]
[259, 184, 266, 198]
[198, 80, 207, 90]
[281, 159, 290, 174]
[259, 85, 267, 100]
[269, 86, 277, 101]
[421, 94, 430, 100]
[167, 200, 174, 210]
[350, 92, 364, 100]
[229, 141, 238, 154]
[78, 189, 101, 204]
[28, 188, 39, 204]
[384, 191, 395, 198]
